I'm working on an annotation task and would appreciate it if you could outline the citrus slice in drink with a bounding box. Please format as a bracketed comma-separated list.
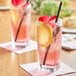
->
[11, 9, 19, 25]
[38, 22, 53, 47]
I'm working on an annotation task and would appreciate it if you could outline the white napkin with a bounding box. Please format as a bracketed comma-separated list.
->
[0, 6, 10, 10]
[20, 62, 76, 76]
[0, 40, 37, 54]
[62, 34, 76, 50]
[62, 28, 76, 34]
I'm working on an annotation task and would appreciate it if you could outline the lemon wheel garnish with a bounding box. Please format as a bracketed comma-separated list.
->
[38, 22, 53, 47]
[11, 9, 19, 25]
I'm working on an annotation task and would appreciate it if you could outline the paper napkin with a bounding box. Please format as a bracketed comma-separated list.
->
[0, 6, 10, 10]
[0, 40, 37, 54]
[20, 62, 76, 76]
[62, 28, 76, 34]
[62, 34, 76, 50]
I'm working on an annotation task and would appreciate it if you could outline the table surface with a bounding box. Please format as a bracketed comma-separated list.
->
[0, 1, 76, 76]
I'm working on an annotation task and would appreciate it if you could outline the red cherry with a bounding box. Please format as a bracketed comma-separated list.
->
[48, 15, 57, 28]
[39, 15, 57, 28]
[12, 0, 24, 6]
[48, 15, 56, 22]
[38, 15, 49, 22]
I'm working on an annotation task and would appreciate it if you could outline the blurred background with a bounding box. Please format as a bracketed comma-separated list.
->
[0, 0, 11, 6]
[0, 0, 76, 44]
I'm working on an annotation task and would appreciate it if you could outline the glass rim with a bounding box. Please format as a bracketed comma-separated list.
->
[11, 2, 31, 9]
[18, 2, 31, 8]
[54, 18, 62, 26]
[37, 18, 62, 27]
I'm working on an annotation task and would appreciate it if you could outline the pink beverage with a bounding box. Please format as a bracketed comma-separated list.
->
[11, 2, 31, 48]
[37, 15, 62, 72]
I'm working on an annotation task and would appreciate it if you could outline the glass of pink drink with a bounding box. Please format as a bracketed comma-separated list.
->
[11, 2, 31, 48]
[37, 15, 62, 72]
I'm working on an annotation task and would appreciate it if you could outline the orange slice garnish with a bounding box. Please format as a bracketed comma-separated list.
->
[11, 9, 19, 25]
[38, 22, 53, 47]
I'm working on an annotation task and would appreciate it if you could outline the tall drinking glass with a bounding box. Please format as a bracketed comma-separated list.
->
[37, 16, 62, 72]
[11, 2, 31, 48]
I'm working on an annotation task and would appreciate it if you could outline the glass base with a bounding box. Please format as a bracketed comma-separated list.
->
[39, 63, 60, 72]
[12, 41, 29, 49]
